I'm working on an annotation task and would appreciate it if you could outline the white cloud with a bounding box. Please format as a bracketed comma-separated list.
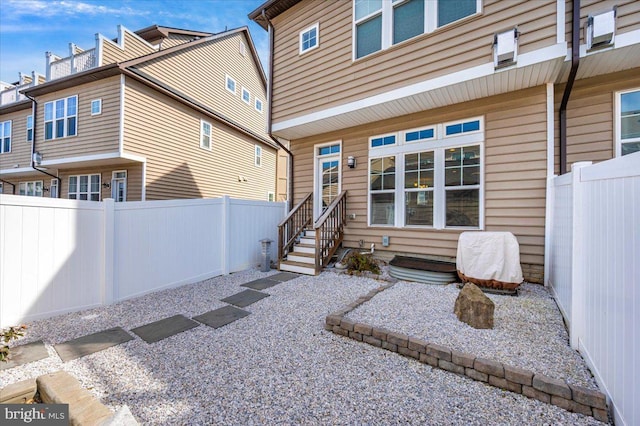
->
[3, 0, 150, 18]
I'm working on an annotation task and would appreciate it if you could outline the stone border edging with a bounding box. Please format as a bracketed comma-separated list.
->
[324, 282, 609, 423]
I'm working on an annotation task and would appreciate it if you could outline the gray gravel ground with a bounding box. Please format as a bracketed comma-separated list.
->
[1, 269, 605, 425]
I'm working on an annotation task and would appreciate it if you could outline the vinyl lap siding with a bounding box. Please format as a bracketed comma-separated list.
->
[34, 76, 121, 161]
[0, 108, 31, 168]
[133, 32, 268, 140]
[162, 34, 196, 48]
[290, 86, 548, 267]
[57, 164, 143, 201]
[566, 0, 640, 48]
[271, 0, 558, 123]
[101, 31, 156, 65]
[123, 80, 275, 201]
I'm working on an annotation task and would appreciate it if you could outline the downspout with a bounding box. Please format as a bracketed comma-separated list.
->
[25, 94, 61, 197]
[262, 8, 294, 211]
[0, 179, 15, 194]
[559, 0, 580, 175]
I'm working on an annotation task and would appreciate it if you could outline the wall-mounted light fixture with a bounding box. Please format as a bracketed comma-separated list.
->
[102, 182, 111, 189]
[347, 156, 356, 169]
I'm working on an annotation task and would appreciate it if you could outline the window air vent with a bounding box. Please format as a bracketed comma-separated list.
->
[586, 9, 616, 50]
[493, 28, 519, 69]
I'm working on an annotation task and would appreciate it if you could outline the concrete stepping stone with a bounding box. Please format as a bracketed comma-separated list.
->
[221, 289, 269, 308]
[0, 340, 48, 370]
[268, 272, 300, 282]
[241, 278, 280, 290]
[130, 314, 200, 344]
[54, 327, 133, 362]
[193, 306, 250, 329]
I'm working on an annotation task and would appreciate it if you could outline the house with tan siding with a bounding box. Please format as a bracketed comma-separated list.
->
[250, 0, 640, 280]
[0, 25, 287, 203]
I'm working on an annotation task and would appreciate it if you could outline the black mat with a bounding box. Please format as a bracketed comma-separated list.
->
[54, 327, 133, 362]
[221, 289, 270, 308]
[0, 340, 48, 370]
[130, 314, 200, 344]
[193, 306, 250, 329]
[268, 272, 300, 282]
[241, 278, 280, 290]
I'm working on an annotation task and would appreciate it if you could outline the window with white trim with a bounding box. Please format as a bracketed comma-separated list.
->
[225, 75, 236, 94]
[69, 174, 100, 201]
[50, 179, 58, 198]
[19, 181, 43, 197]
[91, 99, 102, 115]
[239, 40, 246, 56]
[27, 115, 33, 142]
[255, 98, 263, 113]
[617, 88, 640, 156]
[299, 23, 319, 54]
[200, 120, 212, 150]
[0, 120, 11, 153]
[242, 87, 250, 104]
[111, 170, 127, 202]
[268, 191, 275, 202]
[44, 95, 77, 140]
[255, 145, 262, 167]
[368, 117, 483, 229]
[354, 0, 480, 59]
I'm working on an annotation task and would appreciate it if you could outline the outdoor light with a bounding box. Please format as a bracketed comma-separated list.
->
[102, 182, 111, 189]
[347, 156, 356, 168]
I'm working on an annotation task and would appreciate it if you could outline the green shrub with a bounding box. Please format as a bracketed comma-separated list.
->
[345, 251, 380, 275]
[1, 325, 27, 362]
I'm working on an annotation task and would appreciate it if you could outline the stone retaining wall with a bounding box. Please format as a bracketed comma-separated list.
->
[324, 283, 608, 423]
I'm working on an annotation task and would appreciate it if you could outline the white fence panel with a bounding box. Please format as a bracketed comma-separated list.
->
[0, 196, 104, 326]
[547, 152, 640, 426]
[113, 198, 226, 301]
[227, 198, 286, 273]
[0, 195, 286, 328]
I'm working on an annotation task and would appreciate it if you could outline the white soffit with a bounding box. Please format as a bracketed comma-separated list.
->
[273, 43, 567, 140]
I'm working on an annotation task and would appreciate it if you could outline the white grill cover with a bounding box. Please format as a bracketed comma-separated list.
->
[456, 231, 523, 285]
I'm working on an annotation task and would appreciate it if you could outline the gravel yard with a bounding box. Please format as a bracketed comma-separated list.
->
[1, 269, 604, 425]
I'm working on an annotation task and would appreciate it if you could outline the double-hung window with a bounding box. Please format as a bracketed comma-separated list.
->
[354, 0, 480, 59]
[255, 98, 263, 113]
[69, 174, 100, 201]
[242, 87, 251, 104]
[200, 120, 212, 150]
[225, 75, 236, 95]
[255, 145, 262, 167]
[0, 120, 11, 153]
[617, 88, 640, 156]
[44, 95, 77, 140]
[26, 115, 33, 142]
[368, 118, 483, 229]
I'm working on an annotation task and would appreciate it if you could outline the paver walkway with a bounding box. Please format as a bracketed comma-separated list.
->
[4, 272, 300, 367]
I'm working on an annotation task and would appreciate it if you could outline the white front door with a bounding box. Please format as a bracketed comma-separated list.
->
[314, 142, 341, 220]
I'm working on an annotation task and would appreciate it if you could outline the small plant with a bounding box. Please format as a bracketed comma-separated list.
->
[1, 325, 27, 362]
[345, 251, 381, 275]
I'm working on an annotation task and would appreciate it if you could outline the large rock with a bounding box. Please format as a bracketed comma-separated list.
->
[454, 283, 495, 329]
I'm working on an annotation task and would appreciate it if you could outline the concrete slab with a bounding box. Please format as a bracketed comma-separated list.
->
[54, 327, 133, 362]
[221, 289, 270, 308]
[130, 314, 200, 344]
[241, 278, 280, 290]
[0, 340, 48, 370]
[268, 272, 300, 282]
[0, 378, 37, 403]
[193, 306, 250, 329]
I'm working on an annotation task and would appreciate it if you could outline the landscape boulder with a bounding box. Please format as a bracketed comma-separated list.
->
[454, 283, 495, 329]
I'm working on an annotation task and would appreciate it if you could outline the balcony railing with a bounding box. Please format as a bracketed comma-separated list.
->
[49, 48, 97, 80]
[0, 82, 31, 106]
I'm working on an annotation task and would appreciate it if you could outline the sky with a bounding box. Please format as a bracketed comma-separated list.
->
[0, 0, 270, 84]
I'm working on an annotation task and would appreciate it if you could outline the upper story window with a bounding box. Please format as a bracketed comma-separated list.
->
[200, 120, 212, 150]
[354, 0, 480, 59]
[299, 23, 319, 54]
[91, 99, 102, 115]
[255, 145, 262, 167]
[27, 115, 33, 142]
[226, 75, 236, 95]
[1, 120, 11, 153]
[239, 40, 247, 57]
[617, 88, 640, 156]
[370, 134, 396, 148]
[255, 98, 264, 113]
[242, 87, 251, 104]
[44, 95, 77, 140]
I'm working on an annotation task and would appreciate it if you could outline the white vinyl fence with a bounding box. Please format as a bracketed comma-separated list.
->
[0, 195, 285, 328]
[547, 152, 640, 426]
